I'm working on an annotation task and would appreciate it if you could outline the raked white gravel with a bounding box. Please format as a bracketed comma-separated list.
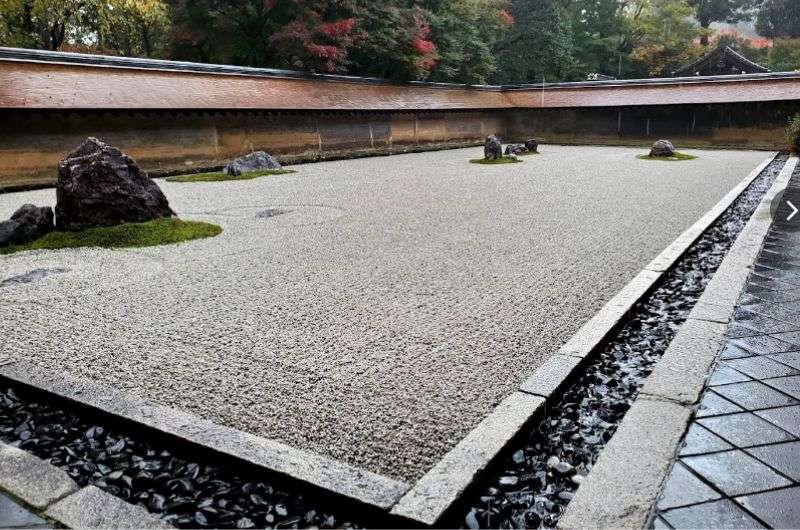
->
[0, 145, 768, 481]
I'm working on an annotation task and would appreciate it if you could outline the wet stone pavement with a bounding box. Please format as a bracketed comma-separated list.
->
[0, 492, 52, 528]
[653, 167, 800, 529]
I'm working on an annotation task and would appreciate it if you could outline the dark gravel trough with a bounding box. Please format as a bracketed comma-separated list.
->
[0, 386, 365, 529]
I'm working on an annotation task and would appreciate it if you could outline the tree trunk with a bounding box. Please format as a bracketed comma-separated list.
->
[699, 17, 711, 46]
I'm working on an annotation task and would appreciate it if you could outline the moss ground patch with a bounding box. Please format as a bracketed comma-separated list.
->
[165, 168, 295, 183]
[470, 157, 523, 165]
[1, 218, 222, 255]
[637, 152, 697, 161]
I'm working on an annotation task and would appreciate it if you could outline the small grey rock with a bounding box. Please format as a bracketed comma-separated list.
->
[554, 462, 574, 474]
[225, 151, 282, 176]
[465, 509, 480, 530]
[524, 139, 539, 153]
[484, 135, 502, 160]
[546, 456, 560, 468]
[504, 144, 528, 156]
[499, 475, 519, 487]
[649, 139, 675, 157]
[0, 204, 54, 247]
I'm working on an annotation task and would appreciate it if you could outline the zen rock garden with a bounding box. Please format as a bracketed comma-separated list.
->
[0, 138, 221, 253]
[0, 143, 787, 530]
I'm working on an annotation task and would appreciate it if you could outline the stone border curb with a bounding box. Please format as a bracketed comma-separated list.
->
[0, 361, 409, 511]
[388, 154, 778, 526]
[390, 392, 545, 525]
[0, 155, 779, 528]
[0, 442, 78, 510]
[0, 442, 167, 529]
[557, 155, 798, 530]
[46, 486, 172, 529]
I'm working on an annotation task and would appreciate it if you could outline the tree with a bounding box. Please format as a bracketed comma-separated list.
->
[688, 0, 759, 46]
[567, 0, 629, 78]
[756, 0, 800, 38]
[424, 0, 512, 84]
[625, 0, 703, 77]
[102, 0, 169, 57]
[346, 3, 439, 80]
[0, 0, 170, 55]
[491, 0, 579, 84]
[267, 1, 360, 73]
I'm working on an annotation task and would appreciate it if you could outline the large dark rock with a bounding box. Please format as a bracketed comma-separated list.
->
[56, 138, 174, 231]
[0, 204, 54, 247]
[484, 135, 503, 160]
[649, 139, 675, 157]
[505, 144, 528, 156]
[524, 139, 539, 153]
[225, 151, 282, 176]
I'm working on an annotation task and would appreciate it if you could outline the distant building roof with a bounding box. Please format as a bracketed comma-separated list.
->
[672, 45, 770, 77]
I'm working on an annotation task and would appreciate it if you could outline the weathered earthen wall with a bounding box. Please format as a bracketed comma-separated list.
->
[506, 102, 800, 151]
[0, 110, 507, 189]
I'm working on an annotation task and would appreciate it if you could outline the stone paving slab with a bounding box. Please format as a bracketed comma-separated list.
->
[46, 486, 171, 529]
[0, 146, 768, 484]
[0, 443, 78, 510]
[653, 158, 800, 529]
[0, 492, 51, 529]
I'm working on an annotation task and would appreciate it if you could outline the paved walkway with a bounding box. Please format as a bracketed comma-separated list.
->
[653, 166, 800, 528]
[0, 492, 51, 529]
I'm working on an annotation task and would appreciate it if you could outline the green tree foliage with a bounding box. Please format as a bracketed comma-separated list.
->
[425, 0, 513, 84]
[625, 0, 703, 77]
[0, 0, 169, 55]
[2, 0, 798, 82]
[346, 3, 439, 80]
[756, 0, 800, 38]
[168, 0, 438, 77]
[491, 0, 579, 84]
[567, 0, 629, 78]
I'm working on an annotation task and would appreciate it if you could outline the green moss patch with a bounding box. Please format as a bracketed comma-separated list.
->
[637, 152, 697, 161]
[165, 168, 296, 183]
[1, 218, 222, 255]
[470, 157, 523, 165]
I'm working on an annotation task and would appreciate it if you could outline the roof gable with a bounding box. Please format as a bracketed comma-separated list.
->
[672, 45, 770, 77]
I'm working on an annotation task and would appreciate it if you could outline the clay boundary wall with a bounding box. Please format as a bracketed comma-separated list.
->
[2, 48, 800, 189]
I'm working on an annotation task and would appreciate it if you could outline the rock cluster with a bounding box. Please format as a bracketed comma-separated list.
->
[484, 135, 503, 160]
[56, 138, 174, 231]
[504, 144, 527, 156]
[486, 136, 540, 160]
[225, 151, 282, 176]
[649, 139, 675, 157]
[0, 204, 54, 247]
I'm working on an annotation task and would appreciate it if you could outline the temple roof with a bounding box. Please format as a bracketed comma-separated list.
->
[672, 45, 770, 77]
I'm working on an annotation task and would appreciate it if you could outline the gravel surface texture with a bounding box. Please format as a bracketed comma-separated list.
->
[0, 145, 767, 481]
